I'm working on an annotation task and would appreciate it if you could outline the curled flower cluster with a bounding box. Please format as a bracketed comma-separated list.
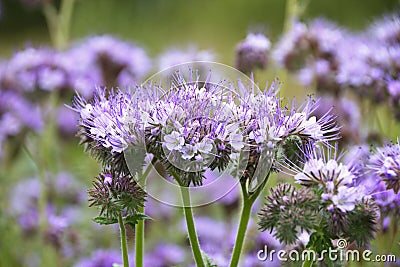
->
[88, 171, 146, 222]
[259, 144, 379, 248]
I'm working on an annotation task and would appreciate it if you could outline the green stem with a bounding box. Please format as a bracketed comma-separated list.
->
[229, 174, 270, 267]
[134, 159, 156, 267]
[302, 257, 314, 267]
[180, 186, 205, 267]
[118, 213, 130, 267]
[42, 0, 76, 49]
[59, 0, 76, 49]
[284, 0, 299, 33]
[229, 197, 254, 267]
[135, 205, 144, 267]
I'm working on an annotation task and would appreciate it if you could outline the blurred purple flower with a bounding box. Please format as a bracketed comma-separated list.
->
[0, 90, 43, 132]
[75, 249, 124, 267]
[235, 33, 271, 73]
[67, 35, 151, 90]
[311, 96, 361, 144]
[369, 13, 400, 45]
[144, 243, 186, 267]
[2, 47, 71, 93]
[57, 106, 79, 136]
[273, 19, 344, 72]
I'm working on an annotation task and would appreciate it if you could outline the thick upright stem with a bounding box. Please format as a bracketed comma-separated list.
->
[229, 174, 270, 267]
[134, 161, 154, 267]
[284, 0, 299, 33]
[135, 205, 144, 267]
[229, 198, 254, 267]
[180, 186, 205, 267]
[118, 213, 130, 267]
[43, 0, 76, 49]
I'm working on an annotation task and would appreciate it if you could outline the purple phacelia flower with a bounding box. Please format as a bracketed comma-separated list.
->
[291, 144, 365, 213]
[73, 86, 148, 155]
[368, 140, 400, 193]
[235, 33, 271, 73]
[0, 90, 43, 133]
[144, 72, 242, 186]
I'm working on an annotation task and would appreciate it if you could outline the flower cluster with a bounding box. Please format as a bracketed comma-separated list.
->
[144, 74, 242, 186]
[88, 171, 146, 224]
[259, 144, 379, 248]
[258, 183, 318, 244]
[368, 140, 400, 193]
[273, 15, 400, 123]
[273, 19, 343, 95]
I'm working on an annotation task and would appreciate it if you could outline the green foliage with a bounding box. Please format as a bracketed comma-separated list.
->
[88, 171, 147, 223]
[93, 216, 118, 225]
[345, 200, 379, 247]
[258, 183, 319, 244]
[124, 213, 152, 229]
[276, 134, 304, 168]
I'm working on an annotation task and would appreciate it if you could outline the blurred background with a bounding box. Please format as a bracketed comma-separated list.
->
[0, 0, 399, 266]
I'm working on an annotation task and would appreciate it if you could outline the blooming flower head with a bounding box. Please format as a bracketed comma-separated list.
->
[291, 144, 365, 213]
[235, 33, 271, 73]
[368, 140, 400, 193]
[73, 86, 152, 174]
[144, 71, 242, 186]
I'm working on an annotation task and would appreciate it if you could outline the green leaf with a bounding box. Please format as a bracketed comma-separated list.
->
[93, 216, 118, 225]
[201, 250, 217, 267]
[112, 264, 123, 267]
[124, 213, 152, 228]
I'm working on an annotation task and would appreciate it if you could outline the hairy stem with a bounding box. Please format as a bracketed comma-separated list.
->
[118, 213, 130, 267]
[180, 186, 205, 267]
[229, 197, 254, 267]
[135, 205, 144, 267]
[229, 173, 270, 267]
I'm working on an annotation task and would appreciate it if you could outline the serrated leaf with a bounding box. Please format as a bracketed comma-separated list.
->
[124, 213, 152, 228]
[93, 216, 118, 225]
